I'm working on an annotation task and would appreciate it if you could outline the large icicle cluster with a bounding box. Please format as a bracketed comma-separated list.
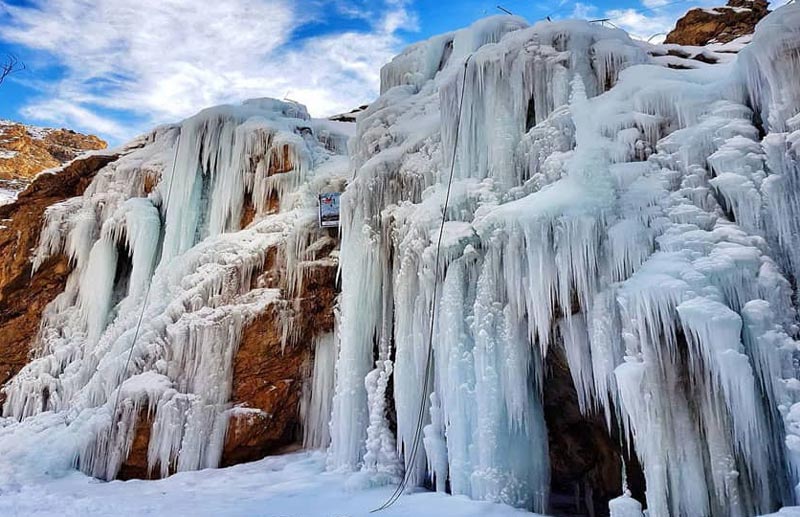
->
[330, 7, 800, 516]
[0, 99, 350, 481]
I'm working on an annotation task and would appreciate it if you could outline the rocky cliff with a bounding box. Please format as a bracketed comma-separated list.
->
[0, 120, 107, 181]
[665, 0, 770, 46]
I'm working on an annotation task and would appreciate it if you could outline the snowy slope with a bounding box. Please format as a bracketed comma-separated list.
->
[0, 179, 27, 205]
[0, 187, 16, 205]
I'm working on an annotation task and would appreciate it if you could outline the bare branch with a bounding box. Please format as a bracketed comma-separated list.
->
[0, 54, 26, 87]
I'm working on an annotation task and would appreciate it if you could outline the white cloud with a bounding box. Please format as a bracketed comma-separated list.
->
[21, 99, 129, 139]
[641, 0, 672, 8]
[605, 8, 675, 40]
[571, 2, 598, 19]
[0, 0, 413, 142]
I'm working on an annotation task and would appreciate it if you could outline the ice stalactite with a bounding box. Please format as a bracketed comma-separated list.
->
[1, 99, 351, 481]
[331, 5, 800, 516]
[302, 332, 337, 450]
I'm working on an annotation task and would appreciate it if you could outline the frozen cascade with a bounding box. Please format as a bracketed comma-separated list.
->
[330, 5, 800, 516]
[1, 99, 351, 480]
[302, 332, 337, 450]
[2, 5, 800, 517]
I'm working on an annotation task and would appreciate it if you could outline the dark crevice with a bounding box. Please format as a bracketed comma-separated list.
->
[438, 40, 454, 72]
[544, 342, 646, 516]
[526, 95, 537, 132]
[110, 242, 133, 310]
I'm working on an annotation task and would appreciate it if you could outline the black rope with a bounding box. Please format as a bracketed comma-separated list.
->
[104, 132, 181, 467]
[372, 53, 473, 513]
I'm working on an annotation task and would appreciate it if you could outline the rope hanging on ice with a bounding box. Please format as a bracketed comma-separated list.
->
[372, 53, 473, 513]
[104, 133, 181, 464]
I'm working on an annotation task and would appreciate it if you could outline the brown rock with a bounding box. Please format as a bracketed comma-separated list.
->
[117, 413, 157, 480]
[222, 252, 338, 466]
[113, 223, 339, 475]
[0, 121, 107, 181]
[219, 146, 338, 467]
[665, 0, 769, 46]
[329, 105, 369, 123]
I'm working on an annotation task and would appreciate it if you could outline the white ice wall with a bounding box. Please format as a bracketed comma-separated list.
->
[331, 6, 800, 516]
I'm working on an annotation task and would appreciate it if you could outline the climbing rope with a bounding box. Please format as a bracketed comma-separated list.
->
[104, 132, 181, 470]
[372, 53, 473, 513]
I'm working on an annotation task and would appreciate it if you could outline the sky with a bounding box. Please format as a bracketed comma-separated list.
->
[0, 0, 723, 144]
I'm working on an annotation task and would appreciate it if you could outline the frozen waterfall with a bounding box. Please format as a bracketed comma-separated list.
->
[1, 4, 800, 517]
[329, 6, 800, 517]
[1, 99, 351, 480]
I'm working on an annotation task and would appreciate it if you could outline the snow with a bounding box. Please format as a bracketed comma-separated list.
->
[609, 492, 644, 517]
[0, 188, 16, 205]
[0, 451, 533, 517]
[24, 124, 56, 140]
[0, 179, 27, 205]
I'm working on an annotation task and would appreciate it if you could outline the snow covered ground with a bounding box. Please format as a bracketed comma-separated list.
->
[0, 452, 530, 517]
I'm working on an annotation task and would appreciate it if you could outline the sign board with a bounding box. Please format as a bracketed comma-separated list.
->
[318, 192, 341, 228]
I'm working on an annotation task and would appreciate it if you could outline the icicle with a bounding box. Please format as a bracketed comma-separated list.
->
[302, 332, 337, 450]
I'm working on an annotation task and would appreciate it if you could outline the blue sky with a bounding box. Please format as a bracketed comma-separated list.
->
[0, 0, 717, 144]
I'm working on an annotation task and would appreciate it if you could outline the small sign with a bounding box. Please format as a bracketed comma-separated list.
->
[318, 192, 341, 228]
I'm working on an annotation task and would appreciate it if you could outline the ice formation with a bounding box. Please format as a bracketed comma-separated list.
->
[1, 4, 800, 517]
[328, 5, 800, 516]
[0, 99, 350, 480]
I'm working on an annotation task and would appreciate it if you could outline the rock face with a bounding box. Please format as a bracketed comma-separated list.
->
[118, 234, 340, 479]
[0, 152, 119, 402]
[115, 251, 339, 479]
[0, 120, 107, 181]
[665, 0, 770, 46]
[223, 251, 338, 466]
